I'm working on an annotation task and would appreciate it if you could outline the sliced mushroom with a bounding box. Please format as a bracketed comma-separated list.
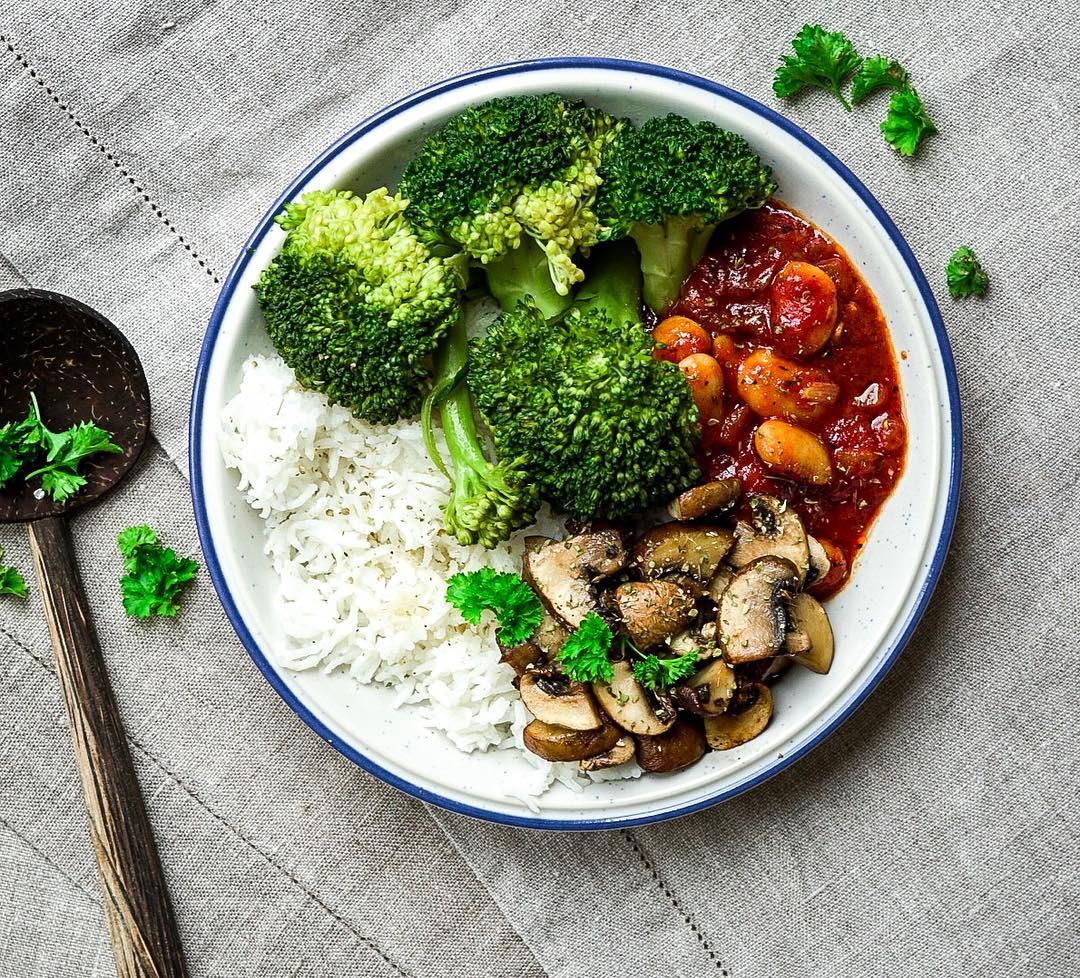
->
[630, 523, 735, 583]
[523, 529, 627, 628]
[579, 735, 636, 772]
[593, 661, 676, 735]
[518, 673, 601, 730]
[498, 640, 543, 676]
[728, 495, 810, 583]
[613, 580, 696, 649]
[703, 683, 773, 750]
[719, 556, 800, 664]
[786, 592, 835, 674]
[667, 478, 742, 520]
[636, 717, 708, 773]
[707, 566, 734, 602]
[532, 606, 568, 659]
[522, 718, 621, 762]
[671, 658, 737, 716]
[806, 535, 831, 587]
[668, 624, 718, 661]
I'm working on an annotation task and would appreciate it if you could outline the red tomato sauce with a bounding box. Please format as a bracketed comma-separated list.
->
[668, 200, 907, 597]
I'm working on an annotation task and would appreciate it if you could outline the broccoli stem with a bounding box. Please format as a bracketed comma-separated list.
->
[631, 217, 717, 313]
[483, 237, 573, 318]
[422, 311, 539, 548]
[573, 239, 644, 325]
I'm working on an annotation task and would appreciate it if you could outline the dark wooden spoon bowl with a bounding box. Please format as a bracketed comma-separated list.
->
[0, 289, 150, 523]
[1, 290, 187, 978]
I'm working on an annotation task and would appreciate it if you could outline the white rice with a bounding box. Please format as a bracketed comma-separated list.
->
[219, 354, 641, 798]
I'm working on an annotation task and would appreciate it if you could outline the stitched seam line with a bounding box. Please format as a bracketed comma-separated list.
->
[0, 812, 102, 908]
[621, 828, 731, 974]
[0, 32, 221, 285]
[0, 625, 412, 978]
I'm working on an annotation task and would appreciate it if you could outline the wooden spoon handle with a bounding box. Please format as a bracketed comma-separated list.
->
[27, 516, 188, 978]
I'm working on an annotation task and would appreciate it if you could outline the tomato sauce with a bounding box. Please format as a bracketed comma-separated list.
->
[668, 200, 907, 597]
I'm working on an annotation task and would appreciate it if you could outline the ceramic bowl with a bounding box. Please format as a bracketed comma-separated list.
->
[190, 58, 961, 829]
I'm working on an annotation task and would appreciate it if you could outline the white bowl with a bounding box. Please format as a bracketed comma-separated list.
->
[190, 59, 961, 829]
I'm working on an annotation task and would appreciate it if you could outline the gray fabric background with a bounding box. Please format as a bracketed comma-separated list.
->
[1, 2, 1077, 976]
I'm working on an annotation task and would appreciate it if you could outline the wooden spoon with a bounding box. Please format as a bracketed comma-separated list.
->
[0, 289, 187, 978]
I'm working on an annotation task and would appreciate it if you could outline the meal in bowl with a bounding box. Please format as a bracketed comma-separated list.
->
[219, 93, 906, 797]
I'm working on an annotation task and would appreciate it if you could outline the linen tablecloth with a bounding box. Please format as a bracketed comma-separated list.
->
[1, 2, 1077, 975]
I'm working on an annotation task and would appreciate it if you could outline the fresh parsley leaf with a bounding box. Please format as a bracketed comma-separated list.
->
[445, 568, 543, 647]
[118, 524, 158, 564]
[774, 24, 862, 111]
[0, 399, 44, 487]
[558, 613, 614, 684]
[0, 546, 28, 599]
[850, 55, 909, 104]
[881, 86, 937, 156]
[631, 652, 699, 691]
[946, 246, 989, 299]
[117, 526, 198, 618]
[26, 420, 123, 503]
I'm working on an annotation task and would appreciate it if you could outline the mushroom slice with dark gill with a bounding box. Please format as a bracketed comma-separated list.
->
[785, 592, 835, 674]
[667, 478, 742, 521]
[636, 717, 708, 773]
[806, 535, 831, 587]
[518, 672, 602, 730]
[497, 639, 543, 677]
[719, 556, 800, 665]
[522, 718, 622, 762]
[579, 735, 636, 772]
[630, 523, 735, 583]
[522, 529, 626, 628]
[592, 660, 676, 735]
[671, 658, 737, 716]
[703, 683, 773, 750]
[728, 494, 810, 584]
[613, 580, 696, 649]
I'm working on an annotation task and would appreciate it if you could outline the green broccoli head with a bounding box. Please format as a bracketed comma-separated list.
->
[468, 261, 701, 520]
[599, 115, 776, 311]
[399, 95, 623, 299]
[256, 188, 466, 423]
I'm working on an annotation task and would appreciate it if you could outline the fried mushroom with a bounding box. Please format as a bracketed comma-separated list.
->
[592, 661, 676, 735]
[613, 580, 696, 649]
[718, 556, 800, 664]
[703, 683, 773, 750]
[518, 673, 602, 730]
[523, 529, 627, 628]
[728, 494, 810, 583]
[630, 523, 735, 583]
[667, 478, 742, 520]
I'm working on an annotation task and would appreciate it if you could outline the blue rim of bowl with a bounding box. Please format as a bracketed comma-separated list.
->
[190, 57, 962, 831]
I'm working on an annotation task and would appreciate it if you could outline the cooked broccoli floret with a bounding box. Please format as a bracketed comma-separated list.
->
[422, 310, 539, 548]
[599, 115, 776, 312]
[399, 94, 624, 312]
[467, 241, 701, 519]
[255, 188, 467, 423]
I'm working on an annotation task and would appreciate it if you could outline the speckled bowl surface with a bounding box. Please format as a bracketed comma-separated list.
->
[190, 59, 961, 829]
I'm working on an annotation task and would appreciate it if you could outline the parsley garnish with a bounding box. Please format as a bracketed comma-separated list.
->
[773, 24, 862, 111]
[558, 613, 614, 684]
[0, 546, 28, 599]
[946, 246, 989, 299]
[631, 652, 699, 691]
[881, 87, 937, 156]
[850, 55, 909, 104]
[446, 568, 543, 647]
[0, 394, 122, 503]
[118, 525, 198, 618]
[0, 398, 45, 487]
